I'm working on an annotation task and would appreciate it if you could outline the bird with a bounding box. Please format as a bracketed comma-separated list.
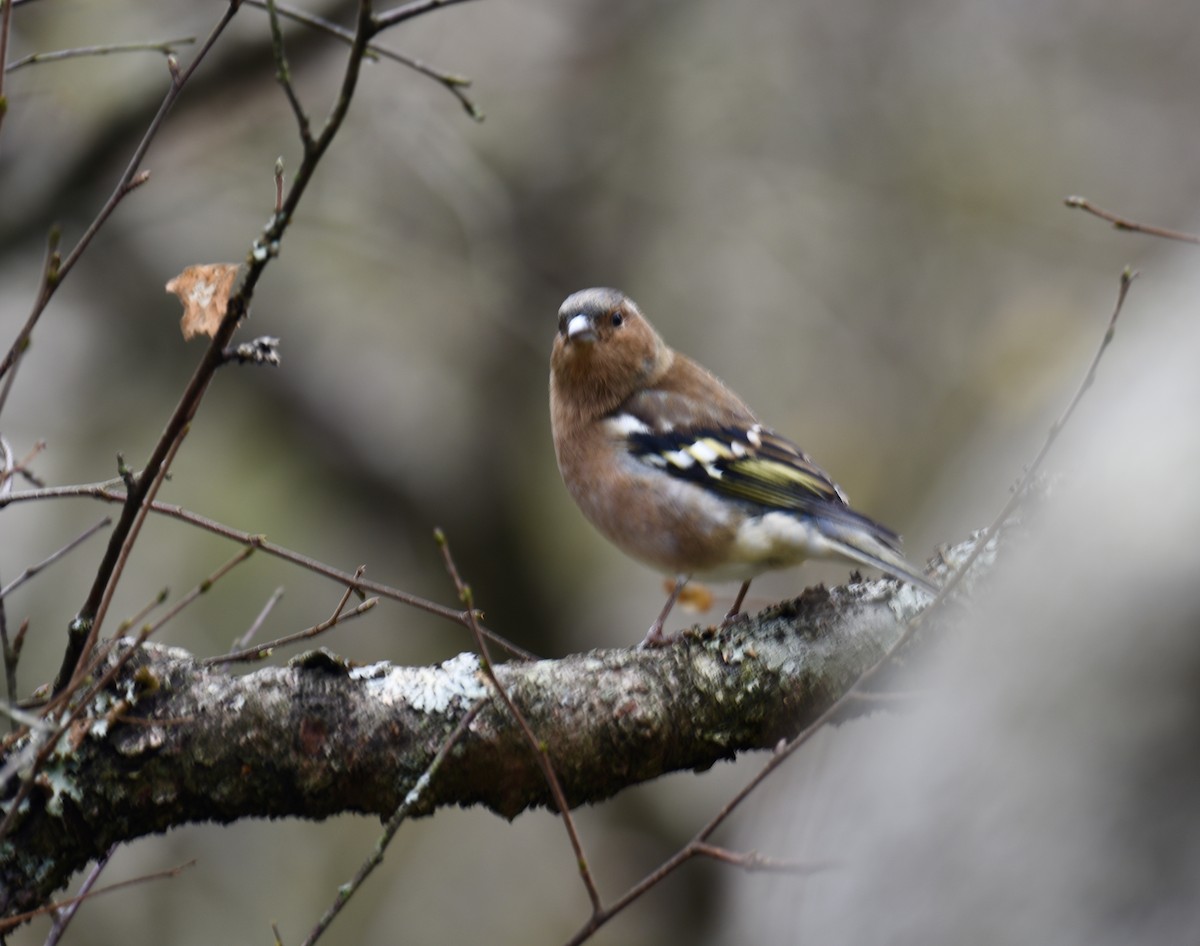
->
[549, 287, 937, 647]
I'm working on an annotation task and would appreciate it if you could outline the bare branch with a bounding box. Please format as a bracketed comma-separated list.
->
[208, 597, 378, 665]
[0, 2, 240, 397]
[266, 0, 314, 148]
[231, 586, 286, 651]
[0, 516, 110, 714]
[0, 437, 44, 493]
[56, 425, 189, 693]
[0, 593, 12, 730]
[374, 0, 480, 30]
[0, 228, 60, 418]
[1065, 195, 1200, 245]
[113, 588, 170, 637]
[0, 0, 12, 136]
[690, 842, 835, 875]
[44, 846, 114, 946]
[0, 517, 111, 602]
[935, 267, 1136, 603]
[298, 696, 488, 946]
[437, 530, 603, 913]
[274, 157, 285, 212]
[244, 0, 483, 120]
[4, 37, 196, 72]
[0, 547, 973, 918]
[0, 857, 194, 935]
[141, 546, 259, 638]
[0, 482, 536, 659]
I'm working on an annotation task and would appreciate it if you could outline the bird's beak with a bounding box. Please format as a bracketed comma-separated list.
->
[566, 313, 596, 343]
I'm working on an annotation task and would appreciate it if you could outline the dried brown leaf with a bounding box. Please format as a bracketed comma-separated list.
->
[165, 263, 240, 340]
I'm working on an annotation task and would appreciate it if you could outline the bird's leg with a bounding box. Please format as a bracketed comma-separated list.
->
[640, 575, 688, 648]
[722, 579, 753, 626]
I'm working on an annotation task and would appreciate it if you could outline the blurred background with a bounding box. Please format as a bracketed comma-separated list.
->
[3, 0, 1200, 942]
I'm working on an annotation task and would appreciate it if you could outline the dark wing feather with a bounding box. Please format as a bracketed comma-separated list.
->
[623, 420, 903, 550]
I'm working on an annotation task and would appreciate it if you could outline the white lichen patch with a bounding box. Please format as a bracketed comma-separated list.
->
[356, 652, 488, 713]
[114, 636, 194, 661]
[43, 766, 83, 817]
[886, 579, 935, 619]
[693, 651, 728, 682]
[403, 771, 431, 809]
[347, 661, 392, 681]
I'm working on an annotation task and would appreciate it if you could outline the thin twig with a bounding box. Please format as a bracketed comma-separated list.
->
[375, 0, 480, 30]
[9, 620, 26, 678]
[0, 692, 49, 786]
[5, 37, 196, 72]
[266, 0, 313, 147]
[0, 434, 12, 497]
[0, 582, 11, 730]
[691, 842, 835, 875]
[0, 0, 13, 137]
[0, 696, 49, 730]
[244, 0, 483, 120]
[0, 517, 111, 601]
[0, 516, 110, 718]
[933, 267, 1137, 604]
[243, 0, 379, 58]
[0, 858, 195, 933]
[274, 157, 285, 213]
[1065, 196, 1200, 245]
[207, 596, 377, 665]
[59, 424, 189, 693]
[44, 845, 115, 946]
[0, 228, 60, 418]
[327, 565, 366, 621]
[56, 546, 254, 718]
[298, 696, 488, 946]
[231, 585, 285, 651]
[1, 438, 46, 491]
[0, 2, 238, 394]
[564, 727, 840, 945]
[143, 546, 259, 637]
[436, 529, 603, 914]
[0, 482, 536, 659]
[114, 587, 170, 636]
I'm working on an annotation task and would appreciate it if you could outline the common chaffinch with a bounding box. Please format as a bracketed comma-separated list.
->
[550, 287, 937, 646]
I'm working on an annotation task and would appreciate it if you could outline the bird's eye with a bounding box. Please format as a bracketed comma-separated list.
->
[611, 311, 624, 327]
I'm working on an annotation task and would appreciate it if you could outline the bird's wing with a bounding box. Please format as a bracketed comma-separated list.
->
[616, 392, 901, 549]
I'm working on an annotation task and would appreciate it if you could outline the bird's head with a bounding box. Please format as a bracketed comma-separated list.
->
[550, 288, 673, 417]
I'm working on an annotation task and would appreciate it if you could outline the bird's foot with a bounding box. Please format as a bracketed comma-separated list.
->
[719, 606, 747, 629]
[718, 579, 753, 629]
[638, 623, 678, 649]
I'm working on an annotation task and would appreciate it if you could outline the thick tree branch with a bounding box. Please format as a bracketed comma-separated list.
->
[0, 537, 979, 919]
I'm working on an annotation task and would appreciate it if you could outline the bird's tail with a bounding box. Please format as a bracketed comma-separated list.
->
[816, 513, 939, 595]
